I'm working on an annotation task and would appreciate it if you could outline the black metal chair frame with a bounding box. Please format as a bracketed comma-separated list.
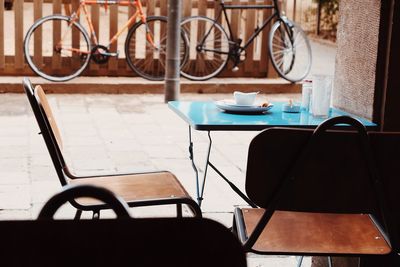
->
[0, 184, 247, 267]
[23, 77, 201, 219]
[38, 184, 131, 219]
[233, 116, 392, 259]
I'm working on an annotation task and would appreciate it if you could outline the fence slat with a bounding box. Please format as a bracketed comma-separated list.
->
[230, 0, 240, 42]
[126, 2, 134, 71]
[260, 0, 271, 75]
[108, 4, 118, 71]
[160, 0, 167, 16]
[244, 0, 256, 73]
[193, 0, 208, 75]
[198, 0, 207, 16]
[89, 5, 100, 71]
[33, 0, 43, 68]
[52, 0, 62, 70]
[0, 0, 4, 69]
[14, 0, 24, 69]
[266, 0, 278, 78]
[71, 0, 80, 70]
[182, 0, 192, 18]
[146, 0, 154, 16]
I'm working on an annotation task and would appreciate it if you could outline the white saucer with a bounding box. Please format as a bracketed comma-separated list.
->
[222, 99, 257, 107]
[215, 100, 273, 114]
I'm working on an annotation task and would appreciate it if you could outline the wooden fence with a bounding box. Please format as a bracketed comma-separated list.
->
[284, 0, 338, 39]
[0, 0, 278, 78]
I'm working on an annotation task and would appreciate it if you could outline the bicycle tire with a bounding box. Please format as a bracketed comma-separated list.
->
[180, 16, 230, 81]
[268, 18, 312, 83]
[24, 15, 91, 82]
[125, 16, 188, 81]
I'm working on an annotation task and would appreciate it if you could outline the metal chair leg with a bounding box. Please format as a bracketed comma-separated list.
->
[296, 256, 304, 267]
[328, 256, 333, 267]
[231, 213, 238, 236]
[92, 210, 100, 220]
[176, 203, 182, 217]
[74, 209, 82, 220]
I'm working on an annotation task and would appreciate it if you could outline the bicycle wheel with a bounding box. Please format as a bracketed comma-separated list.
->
[125, 16, 188, 81]
[24, 15, 91, 82]
[180, 16, 230, 81]
[269, 18, 312, 83]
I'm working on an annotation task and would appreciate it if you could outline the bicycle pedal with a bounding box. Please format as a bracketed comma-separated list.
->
[232, 66, 240, 72]
[101, 51, 119, 57]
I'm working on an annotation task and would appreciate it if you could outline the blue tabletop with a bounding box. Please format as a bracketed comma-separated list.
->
[168, 101, 377, 131]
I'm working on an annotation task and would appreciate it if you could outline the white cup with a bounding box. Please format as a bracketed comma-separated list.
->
[311, 75, 333, 118]
[233, 91, 258, 106]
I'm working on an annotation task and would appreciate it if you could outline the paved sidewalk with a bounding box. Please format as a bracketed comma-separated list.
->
[0, 91, 313, 266]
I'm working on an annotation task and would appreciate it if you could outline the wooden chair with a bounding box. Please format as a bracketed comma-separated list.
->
[359, 130, 400, 266]
[23, 77, 201, 219]
[233, 116, 392, 264]
[0, 185, 246, 267]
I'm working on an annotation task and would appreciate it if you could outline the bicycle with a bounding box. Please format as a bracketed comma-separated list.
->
[24, 0, 188, 82]
[180, 0, 312, 82]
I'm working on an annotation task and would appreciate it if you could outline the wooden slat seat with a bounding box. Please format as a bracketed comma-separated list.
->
[239, 208, 390, 255]
[69, 171, 190, 205]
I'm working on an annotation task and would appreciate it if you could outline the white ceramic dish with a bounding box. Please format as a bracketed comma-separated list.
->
[215, 100, 273, 114]
[233, 91, 259, 106]
[222, 100, 258, 107]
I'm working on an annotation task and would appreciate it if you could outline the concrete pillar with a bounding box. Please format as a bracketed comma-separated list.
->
[164, 0, 182, 102]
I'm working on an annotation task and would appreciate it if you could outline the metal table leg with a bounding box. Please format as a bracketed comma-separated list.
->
[187, 126, 257, 208]
[188, 126, 211, 207]
[208, 161, 257, 208]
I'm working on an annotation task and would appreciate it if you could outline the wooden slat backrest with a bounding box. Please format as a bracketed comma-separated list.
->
[23, 78, 67, 185]
[34, 85, 63, 151]
[246, 128, 383, 215]
[0, 218, 247, 267]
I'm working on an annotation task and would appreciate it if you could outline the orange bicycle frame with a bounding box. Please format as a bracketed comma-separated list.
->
[59, 0, 150, 54]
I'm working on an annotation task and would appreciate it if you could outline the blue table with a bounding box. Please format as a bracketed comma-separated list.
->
[168, 101, 377, 207]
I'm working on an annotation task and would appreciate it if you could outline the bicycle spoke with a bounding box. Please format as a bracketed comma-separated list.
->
[269, 20, 312, 82]
[272, 43, 287, 51]
[272, 50, 288, 57]
[292, 31, 303, 47]
[275, 56, 285, 69]
[180, 16, 229, 81]
[125, 16, 187, 81]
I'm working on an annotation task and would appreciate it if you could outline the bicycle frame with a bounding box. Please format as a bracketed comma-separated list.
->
[217, 0, 282, 52]
[61, 0, 149, 54]
[198, 0, 284, 57]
